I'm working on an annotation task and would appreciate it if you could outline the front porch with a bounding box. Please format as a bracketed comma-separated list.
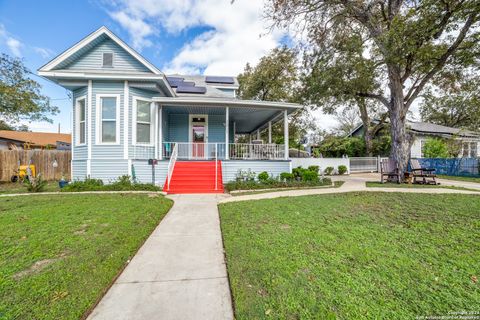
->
[131, 98, 297, 162]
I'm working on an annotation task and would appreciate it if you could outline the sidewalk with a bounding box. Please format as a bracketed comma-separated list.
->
[87, 193, 233, 320]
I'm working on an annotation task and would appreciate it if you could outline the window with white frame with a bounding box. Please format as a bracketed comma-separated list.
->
[471, 142, 478, 157]
[135, 99, 152, 144]
[76, 97, 86, 145]
[99, 96, 118, 143]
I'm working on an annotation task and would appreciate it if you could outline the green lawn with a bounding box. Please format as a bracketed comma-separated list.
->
[0, 194, 173, 320]
[219, 193, 480, 319]
[0, 181, 60, 194]
[366, 181, 479, 192]
[438, 175, 480, 183]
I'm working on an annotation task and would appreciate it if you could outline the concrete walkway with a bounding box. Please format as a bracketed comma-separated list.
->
[87, 193, 233, 320]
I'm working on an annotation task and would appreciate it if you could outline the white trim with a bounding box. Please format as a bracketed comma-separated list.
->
[188, 114, 209, 143]
[284, 110, 289, 160]
[74, 95, 87, 146]
[128, 159, 132, 177]
[87, 80, 92, 176]
[132, 96, 154, 146]
[39, 26, 161, 74]
[268, 121, 272, 143]
[39, 71, 165, 80]
[225, 107, 229, 160]
[123, 81, 129, 159]
[70, 107, 74, 179]
[96, 94, 121, 145]
[153, 96, 301, 110]
[154, 103, 159, 158]
[158, 105, 163, 160]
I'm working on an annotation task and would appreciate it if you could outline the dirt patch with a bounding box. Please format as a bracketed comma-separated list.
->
[148, 193, 160, 198]
[74, 223, 88, 235]
[280, 224, 291, 230]
[13, 252, 68, 280]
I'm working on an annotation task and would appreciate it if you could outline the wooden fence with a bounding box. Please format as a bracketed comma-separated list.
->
[0, 150, 71, 182]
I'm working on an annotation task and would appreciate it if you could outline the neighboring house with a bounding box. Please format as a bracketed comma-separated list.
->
[349, 121, 480, 158]
[38, 26, 300, 192]
[0, 130, 71, 150]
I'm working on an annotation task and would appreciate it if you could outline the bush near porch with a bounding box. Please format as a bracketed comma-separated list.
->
[219, 193, 480, 319]
[0, 194, 172, 320]
[226, 167, 331, 191]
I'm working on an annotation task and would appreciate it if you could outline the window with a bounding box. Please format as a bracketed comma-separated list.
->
[135, 99, 152, 144]
[99, 96, 118, 143]
[462, 142, 470, 157]
[76, 97, 86, 145]
[471, 142, 478, 158]
[102, 52, 113, 67]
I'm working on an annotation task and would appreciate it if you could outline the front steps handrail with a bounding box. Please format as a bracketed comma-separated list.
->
[166, 143, 178, 191]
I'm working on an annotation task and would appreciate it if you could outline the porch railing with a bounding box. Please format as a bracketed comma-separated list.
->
[131, 142, 287, 160]
[228, 143, 285, 160]
[166, 143, 178, 191]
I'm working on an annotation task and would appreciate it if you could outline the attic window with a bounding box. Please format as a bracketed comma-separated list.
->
[102, 53, 113, 67]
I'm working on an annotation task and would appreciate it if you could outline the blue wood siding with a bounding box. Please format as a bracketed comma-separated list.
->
[208, 115, 225, 143]
[72, 160, 87, 180]
[90, 159, 128, 182]
[132, 160, 168, 185]
[221, 160, 291, 182]
[167, 114, 189, 142]
[72, 87, 88, 160]
[64, 39, 150, 72]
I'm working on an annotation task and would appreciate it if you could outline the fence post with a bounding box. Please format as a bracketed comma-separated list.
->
[377, 155, 381, 172]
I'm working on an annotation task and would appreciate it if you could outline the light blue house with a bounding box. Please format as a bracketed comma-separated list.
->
[38, 27, 301, 192]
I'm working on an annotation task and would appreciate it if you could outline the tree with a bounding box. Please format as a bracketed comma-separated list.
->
[0, 120, 13, 130]
[237, 46, 312, 147]
[0, 53, 58, 126]
[333, 107, 360, 136]
[317, 135, 366, 157]
[420, 73, 480, 132]
[266, 0, 480, 178]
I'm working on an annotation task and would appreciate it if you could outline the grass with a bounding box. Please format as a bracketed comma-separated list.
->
[0, 181, 59, 194]
[438, 175, 480, 183]
[230, 181, 345, 196]
[219, 193, 480, 319]
[0, 193, 173, 320]
[366, 181, 479, 192]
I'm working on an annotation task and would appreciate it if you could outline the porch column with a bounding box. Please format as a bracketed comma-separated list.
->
[153, 102, 158, 159]
[233, 121, 236, 143]
[268, 121, 272, 143]
[257, 130, 260, 140]
[225, 107, 229, 159]
[158, 104, 163, 160]
[284, 110, 289, 160]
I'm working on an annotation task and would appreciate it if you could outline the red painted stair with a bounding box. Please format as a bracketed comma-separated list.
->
[163, 161, 224, 194]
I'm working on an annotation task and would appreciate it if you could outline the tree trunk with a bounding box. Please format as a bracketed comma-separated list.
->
[358, 99, 374, 156]
[388, 70, 410, 180]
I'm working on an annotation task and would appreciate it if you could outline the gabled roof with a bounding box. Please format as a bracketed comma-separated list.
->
[0, 131, 71, 146]
[347, 120, 480, 138]
[39, 26, 161, 74]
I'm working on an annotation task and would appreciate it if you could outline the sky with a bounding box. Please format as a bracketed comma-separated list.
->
[0, 0, 337, 133]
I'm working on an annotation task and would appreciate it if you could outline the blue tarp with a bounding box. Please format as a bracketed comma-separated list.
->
[416, 158, 479, 177]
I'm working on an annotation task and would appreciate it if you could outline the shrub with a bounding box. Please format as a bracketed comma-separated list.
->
[337, 165, 348, 175]
[62, 176, 161, 192]
[24, 174, 48, 193]
[302, 170, 319, 182]
[422, 138, 450, 158]
[292, 167, 304, 179]
[258, 171, 269, 182]
[308, 165, 319, 174]
[280, 172, 294, 182]
[224, 177, 332, 192]
[324, 167, 335, 175]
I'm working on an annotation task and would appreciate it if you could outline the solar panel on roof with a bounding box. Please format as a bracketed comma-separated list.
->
[168, 80, 195, 88]
[176, 86, 207, 94]
[166, 76, 184, 82]
[205, 76, 235, 84]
